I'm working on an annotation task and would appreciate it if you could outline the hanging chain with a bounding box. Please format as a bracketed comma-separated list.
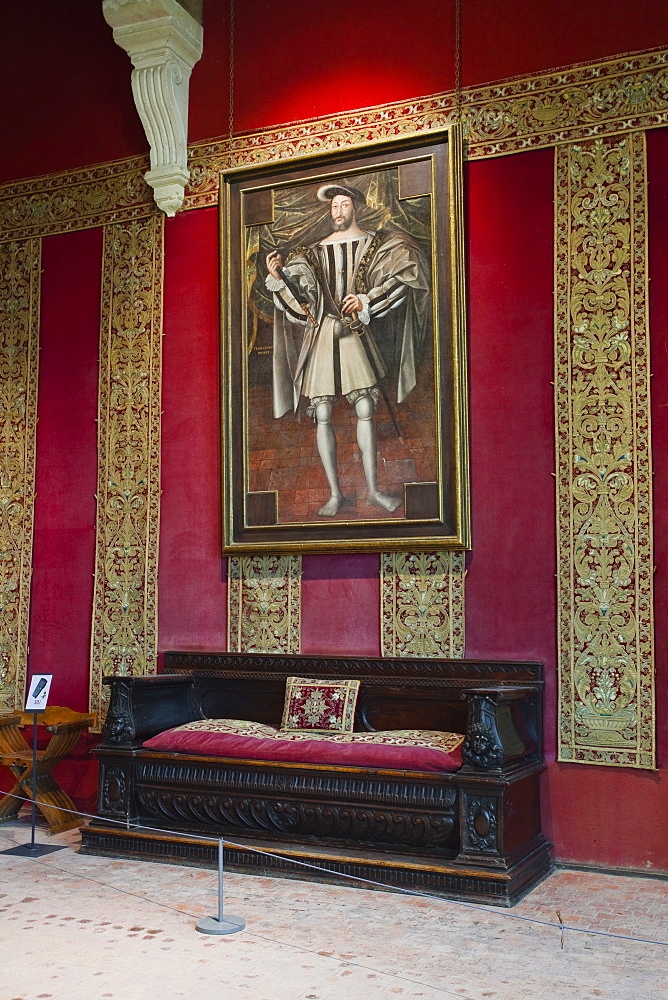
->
[455, 0, 462, 124]
[229, 0, 235, 139]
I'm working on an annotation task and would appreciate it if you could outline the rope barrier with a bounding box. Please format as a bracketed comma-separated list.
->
[1, 786, 666, 949]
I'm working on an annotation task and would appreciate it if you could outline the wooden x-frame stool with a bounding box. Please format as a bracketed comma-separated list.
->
[0, 707, 96, 835]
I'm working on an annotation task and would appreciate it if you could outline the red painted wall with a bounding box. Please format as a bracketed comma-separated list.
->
[3, 1, 668, 182]
[3, 1, 667, 868]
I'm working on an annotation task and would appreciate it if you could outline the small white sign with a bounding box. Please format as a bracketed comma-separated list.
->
[25, 674, 53, 711]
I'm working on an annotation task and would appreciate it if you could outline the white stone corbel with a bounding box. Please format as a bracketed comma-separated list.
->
[103, 0, 203, 216]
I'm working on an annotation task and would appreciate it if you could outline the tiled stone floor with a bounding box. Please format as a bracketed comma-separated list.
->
[0, 817, 666, 1000]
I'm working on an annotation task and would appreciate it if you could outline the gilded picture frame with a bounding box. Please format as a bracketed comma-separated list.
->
[221, 127, 469, 552]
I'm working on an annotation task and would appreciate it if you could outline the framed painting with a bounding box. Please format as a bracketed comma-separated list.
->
[220, 127, 469, 552]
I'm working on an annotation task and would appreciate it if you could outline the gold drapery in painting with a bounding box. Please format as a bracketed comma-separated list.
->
[555, 133, 654, 768]
[381, 552, 465, 658]
[227, 555, 301, 654]
[1, 49, 668, 240]
[0, 239, 40, 712]
[89, 216, 164, 723]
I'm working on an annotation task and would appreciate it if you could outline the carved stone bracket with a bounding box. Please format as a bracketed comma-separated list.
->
[461, 693, 505, 770]
[103, 0, 203, 216]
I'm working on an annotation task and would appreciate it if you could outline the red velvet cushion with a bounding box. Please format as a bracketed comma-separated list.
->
[281, 676, 360, 732]
[143, 719, 463, 773]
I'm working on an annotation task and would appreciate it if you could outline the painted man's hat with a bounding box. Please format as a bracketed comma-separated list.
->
[316, 183, 366, 207]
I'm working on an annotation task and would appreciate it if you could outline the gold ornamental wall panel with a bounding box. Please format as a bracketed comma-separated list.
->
[1, 49, 667, 240]
[381, 552, 465, 658]
[555, 132, 654, 768]
[0, 239, 40, 712]
[89, 216, 164, 722]
[0, 157, 152, 242]
[227, 555, 301, 654]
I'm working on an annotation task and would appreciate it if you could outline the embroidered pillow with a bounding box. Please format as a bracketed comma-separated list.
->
[281, 676, 359, 733]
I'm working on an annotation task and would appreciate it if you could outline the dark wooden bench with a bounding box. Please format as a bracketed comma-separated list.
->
[81, 651, 552, 906]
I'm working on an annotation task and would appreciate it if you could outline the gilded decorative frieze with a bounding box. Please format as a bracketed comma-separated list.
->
[186, 48, 668, 208]
[1, 49, 667, 239]
[89, 216, 164, 723]
[381, 552, 465, 658]
[0, 239, 40, 712]
[461, 48, 668, 159]
[0, 156, 152, 242]
[555, 133, 654, 768]
[227, 555, 301, 654]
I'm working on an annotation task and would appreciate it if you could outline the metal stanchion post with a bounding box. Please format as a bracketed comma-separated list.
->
[196, 838, 245, 935]
[29, 709, 38, 850]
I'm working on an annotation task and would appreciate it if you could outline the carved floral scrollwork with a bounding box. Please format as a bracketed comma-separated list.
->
[136, 787, 456, 847]
[381, 551, 465, 658]
[555, 133, 654, 767]
[0, 239, 40, 712]
[89, 218, 164, 724]
[227, 555, 301, 654]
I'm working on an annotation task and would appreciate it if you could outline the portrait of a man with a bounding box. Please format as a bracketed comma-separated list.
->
[242, 164, 440, 528]
[222, 134, 469, 551]
[264, 182, 431, 517]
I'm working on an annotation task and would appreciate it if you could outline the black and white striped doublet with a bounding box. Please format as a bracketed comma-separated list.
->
[320, 236, 371, 305]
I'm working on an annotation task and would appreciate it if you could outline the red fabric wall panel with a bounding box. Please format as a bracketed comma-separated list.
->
[545, 764, 668, 872]
[29, 229, 102, 710]
[227, 1, 456, 135]
[228, 1, 668, 136]
[22, 229, 103, 813]
[158, 206, 227, 652]
[301, 554, 381, 657]
[464, 149, 557, 748]
[5, 2, 668, 183]
[154, 141, 667, 869]
[463, 142, 668, 872]
[4, 0, 667, 870]
[457, 0, 668, 88]
[2, 3, 145, 184]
